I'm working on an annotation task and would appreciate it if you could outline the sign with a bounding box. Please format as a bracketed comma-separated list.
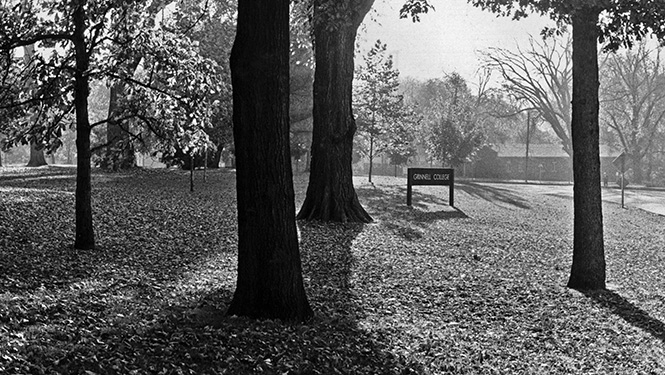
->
[612, 151, 631, 173]
[407, 168, 454, 206]
[612, 151, 631, 208]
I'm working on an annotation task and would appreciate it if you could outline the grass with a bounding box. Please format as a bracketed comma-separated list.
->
[1, 166, 665, 374]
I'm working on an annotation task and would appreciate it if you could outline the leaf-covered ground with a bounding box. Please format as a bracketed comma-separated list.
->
[2, 166, 665, 374]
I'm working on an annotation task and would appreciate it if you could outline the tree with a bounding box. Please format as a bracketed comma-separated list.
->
[423, 73, 486, 167]
[482, 35, 573, 156]
[227, 0, 313, 322]
[353, 39, 409, 183]
[469, 0, 665, 290]
[402, 0, 665, 290]
[296, 0, 374, 223]
[1, 1, 135, 249]
[0, 0, 221, 249]
[166, 0, 235, 169]
[289, 10, 315, 171]
[384, 105, 419, 172]
[600, 42, 665, 184]
[21, 44, 48, 168]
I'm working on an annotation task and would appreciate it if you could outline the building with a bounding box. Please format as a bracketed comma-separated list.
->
[470, 143, 621, 182]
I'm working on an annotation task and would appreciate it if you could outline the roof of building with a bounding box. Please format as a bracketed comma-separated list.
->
[494, 143, 621, 158]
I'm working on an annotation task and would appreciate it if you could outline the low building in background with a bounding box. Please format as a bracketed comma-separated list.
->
[353, 143, 621, 183]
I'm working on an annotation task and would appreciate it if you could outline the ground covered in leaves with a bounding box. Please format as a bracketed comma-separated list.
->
[2, 166, 665, 374]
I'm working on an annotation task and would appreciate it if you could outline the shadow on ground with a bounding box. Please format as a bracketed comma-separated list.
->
[456, 181, 531, 209]
[0, 168, 237, 295]
[130, 221, 425, 374]
[356, 182, 468, 241]
[584, 289, 665, 343]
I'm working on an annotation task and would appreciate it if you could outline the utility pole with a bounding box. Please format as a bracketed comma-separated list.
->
[525, 111, 531, 183]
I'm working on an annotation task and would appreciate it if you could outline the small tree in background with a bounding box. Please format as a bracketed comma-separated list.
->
[385, 106, 419, 175]
[354, 39, 416, 182]
[424, 73, 485, 167]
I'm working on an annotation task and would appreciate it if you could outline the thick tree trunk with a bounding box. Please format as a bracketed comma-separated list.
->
[104, 83, 135, 171]
[23, 44, 48, 168]
[297, 0, 374, 223]
[567, 8, 605, 290]
[73, 1, 95, 250]
[211, 146, 223, 169]
[226, 0, 312, 322]
[27, 142, 47, 167]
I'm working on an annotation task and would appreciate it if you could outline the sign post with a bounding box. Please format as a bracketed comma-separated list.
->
[407, 168, 454, 206]
[612, 151, 631, 209]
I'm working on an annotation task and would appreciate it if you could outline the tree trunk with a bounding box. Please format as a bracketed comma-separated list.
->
[211, 146, 223, 169]
[27, 142, 47, 167]
[102, 0, 170, 171]
[73, 1, 95, 250]
[104, 83, 135, 171]
[23, 44, 48, 168]
[368, 135, 374, 183]
[567, 7, 605, 290]
[297, 0, 374, 223]
[189, 153, 194, 192]
[226, 0, 312, 322]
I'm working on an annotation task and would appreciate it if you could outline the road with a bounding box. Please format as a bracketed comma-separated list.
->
[502, 183, 665, 217]
[601, 187, 665, 216]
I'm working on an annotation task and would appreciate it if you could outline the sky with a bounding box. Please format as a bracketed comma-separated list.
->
[357, 0, 558, 84]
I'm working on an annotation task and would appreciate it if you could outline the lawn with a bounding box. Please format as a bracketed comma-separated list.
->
[1, 166, 665, 374]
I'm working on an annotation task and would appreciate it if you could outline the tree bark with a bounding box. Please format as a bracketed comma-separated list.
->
[226, 0, 312, 322]
[567, 7, 605, 290]
[297, 0, 374, 223]
[368, 135, 374, 183]
[23, 44, 48, 168]
[104, 82, 135, 171]
[27, 142, 47, 167]
[73, 1, 95, 250]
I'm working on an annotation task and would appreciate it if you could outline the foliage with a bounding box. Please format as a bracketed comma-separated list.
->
[354, 40, 419, 171]
[0, 0, 229, 164]
[463, 0, 665, 53]
[154, 0, 235, 168]
[600, 41, 665, 183]
[412, 73, 486, 167]
[118, 27, 225, 160]
[398, 0, 665, 48]
[3, 168, 665, 373]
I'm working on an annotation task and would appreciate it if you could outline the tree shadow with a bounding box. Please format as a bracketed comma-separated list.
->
[0, 166, 76, 183]
[0, 168, 238, 295]
[357, 183, 468, 221]
[582, 289, 665, 343]
[356, 183, 468, 241]
[0, 171, 77, 195]
[125, 221, 426, 374]
[2, 169, 424, 373]
[456, 181, 531, 209]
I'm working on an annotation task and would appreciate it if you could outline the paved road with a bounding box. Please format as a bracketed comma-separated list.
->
[601, 187, 665, 216]
[504, 183, 665, 217]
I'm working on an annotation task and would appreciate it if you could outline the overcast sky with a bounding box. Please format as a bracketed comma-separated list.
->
[357, 0, 557, 84]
